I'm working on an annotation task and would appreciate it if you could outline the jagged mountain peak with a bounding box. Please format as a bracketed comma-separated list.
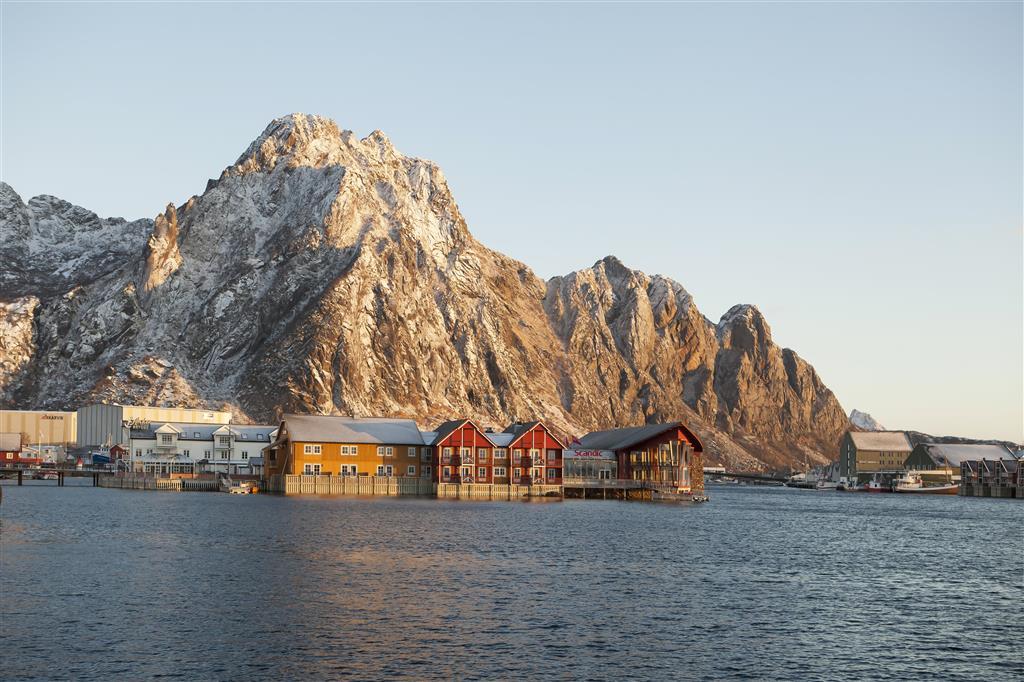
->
[0, 115, 851, 471]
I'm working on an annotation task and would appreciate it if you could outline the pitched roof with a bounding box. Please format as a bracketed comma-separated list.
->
[848, 431, 913, 452]
[913, 442, 1014, 467]
[283, 415, 425, 445]
[429, 419, 495, 447]
[578, 423, 701, 452]
[499, 421, 566, 449]
[129, 422, 277, 441]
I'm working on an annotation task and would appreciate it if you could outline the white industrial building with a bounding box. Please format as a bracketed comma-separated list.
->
[77, 404, 232, 449]
[128, 422, 277, 476]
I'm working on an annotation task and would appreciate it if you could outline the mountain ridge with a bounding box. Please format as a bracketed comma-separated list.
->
[0, 113, 851, 470]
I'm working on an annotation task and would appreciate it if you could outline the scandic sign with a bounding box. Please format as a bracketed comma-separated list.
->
[563, 449, 615, 459]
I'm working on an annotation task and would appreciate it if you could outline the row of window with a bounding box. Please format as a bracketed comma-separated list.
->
[440, 466, 558, 480]
[157, 433, 269, 443]
[302, 445, 420, 457]
[135, 449, 252, 459]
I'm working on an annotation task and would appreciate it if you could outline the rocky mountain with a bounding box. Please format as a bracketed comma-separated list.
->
[849, 409, 884, 431]
[0, 113, 850, 470]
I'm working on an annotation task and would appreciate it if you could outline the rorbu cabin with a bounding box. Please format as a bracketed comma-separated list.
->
[430, 419, 497, 484]
[497, 421, 565, 485]
[574, 422, 704, 492]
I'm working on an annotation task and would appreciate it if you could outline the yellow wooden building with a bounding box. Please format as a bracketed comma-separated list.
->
[265, 415, 430, 478]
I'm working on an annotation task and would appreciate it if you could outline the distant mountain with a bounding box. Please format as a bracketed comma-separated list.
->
[849, 409, 884, 431]
[0, 113, 851, 470]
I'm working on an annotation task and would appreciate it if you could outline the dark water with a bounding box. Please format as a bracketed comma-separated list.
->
[1, 481, 1021, 681]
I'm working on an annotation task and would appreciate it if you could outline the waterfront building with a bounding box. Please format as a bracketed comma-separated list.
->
[0, 410, 77, 448]
[265, 415, 427, 478]
[838, 431, 913, 481]
[575, 422, 704, 491]
[960, 453, 1022, 498]
[76, 403, 231, 449]
[494, 421, 565, 485]
[128, 422, 277, 475]
[430, 419, 495, 484]
[905, 443, 1013, 480]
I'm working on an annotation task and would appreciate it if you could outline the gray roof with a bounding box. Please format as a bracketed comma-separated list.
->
[0, 432, 21, 451]
[914, 443, 1014, 467]
[283, 415, 425, 446]
[848, 431, 913, 452]
[488, 433, 515, 447]
[129, 422, 277, 441]
[578, 423, 687, 452]
[429, 419, 495, 447]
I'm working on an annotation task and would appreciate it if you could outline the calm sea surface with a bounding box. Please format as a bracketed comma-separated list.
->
[1, 481, 1021, 681]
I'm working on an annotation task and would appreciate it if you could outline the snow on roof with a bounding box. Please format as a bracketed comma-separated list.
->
[914, 443, 1014, 467]
[283, 415, 425, 446]
[488, 433, 515, 447]
[848, 431, 913, 452]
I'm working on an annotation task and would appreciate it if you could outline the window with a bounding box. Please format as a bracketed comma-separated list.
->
[421, 449, 431, 462]
[193, 432, 200, 438]
[422, 465, 432, 477]
[258, 434, 266, 441]
[442, 466, 451, 480]
[377, 446, 394, 457]
[407, 465, 416, 475]
[408, 447, 417, 458]
[241, 452, 248, 459]
[547, 449, 558, 462]
[220, 452, 228, 460]
[303, 463, 321, 475]
[513, 468, 521, 479]
[513, 449, 523, 461]
[135, 449, 141, 456]
[204, 450, 211, 457]
[461, 466, 472, 480]
[146, 448, 153, 454]
[160, 434, 172, 445]
[377, 465, 385, 476]
[494, 448, 506, 460]
[218, 436, 231, 447]
[478, 467, 486, 479]
[494, 466, 506, 477]
[341, 465, 357, 476]
[478, 448, 489, 461]
[443, 447, 452, 457]
[461, 447, 473, 463]
[529, 449, 540, 465]
[341, 445, 357, 455]
[304, 444, 322, 455]
[547, 469, 557, 479]
[182, 450, 190, 457]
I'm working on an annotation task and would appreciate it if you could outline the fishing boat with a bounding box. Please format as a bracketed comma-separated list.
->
[894, 472, 959, 495]
[219, 476, 257, 494]
[864, 477, 891, 493]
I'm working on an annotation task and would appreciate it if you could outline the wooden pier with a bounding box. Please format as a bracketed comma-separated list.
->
[0, 467, 102, 487]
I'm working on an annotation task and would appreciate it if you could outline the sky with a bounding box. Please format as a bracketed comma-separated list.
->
[1, 2, 1021, 442]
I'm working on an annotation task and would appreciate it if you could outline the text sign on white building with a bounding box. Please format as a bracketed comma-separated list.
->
[562, 449, 616, 460]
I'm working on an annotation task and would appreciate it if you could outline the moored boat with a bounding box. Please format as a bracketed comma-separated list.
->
[894, 472, 958, 494]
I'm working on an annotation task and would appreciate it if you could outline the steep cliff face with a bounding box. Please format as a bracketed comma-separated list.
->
[0, 113, 848, 469]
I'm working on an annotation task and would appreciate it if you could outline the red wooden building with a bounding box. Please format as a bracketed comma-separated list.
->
[575, 422, 704, 492]
[428, 419, 566, 485]
[430, 419, 497, 484]
[492, 421, 566, 485]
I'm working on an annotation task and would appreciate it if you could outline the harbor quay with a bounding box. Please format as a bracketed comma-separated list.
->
[0, 404, 706, 502]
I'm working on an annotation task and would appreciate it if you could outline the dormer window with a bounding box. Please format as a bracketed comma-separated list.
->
[160, 434, 173, 445]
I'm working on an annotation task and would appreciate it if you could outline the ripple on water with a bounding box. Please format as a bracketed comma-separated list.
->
[0, 484, 1021, 680]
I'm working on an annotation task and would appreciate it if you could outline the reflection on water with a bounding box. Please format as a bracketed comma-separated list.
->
[1, 482, 1021, 680]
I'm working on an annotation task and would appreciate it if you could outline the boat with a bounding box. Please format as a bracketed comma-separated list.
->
[815, 479, 838, 491]
[864, 477, 891, 493]
[894, 472, 959, 495]
[220, 477, 257, 494]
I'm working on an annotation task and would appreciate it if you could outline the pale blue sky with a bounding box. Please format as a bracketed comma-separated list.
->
[2, 2, 1021, 442]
